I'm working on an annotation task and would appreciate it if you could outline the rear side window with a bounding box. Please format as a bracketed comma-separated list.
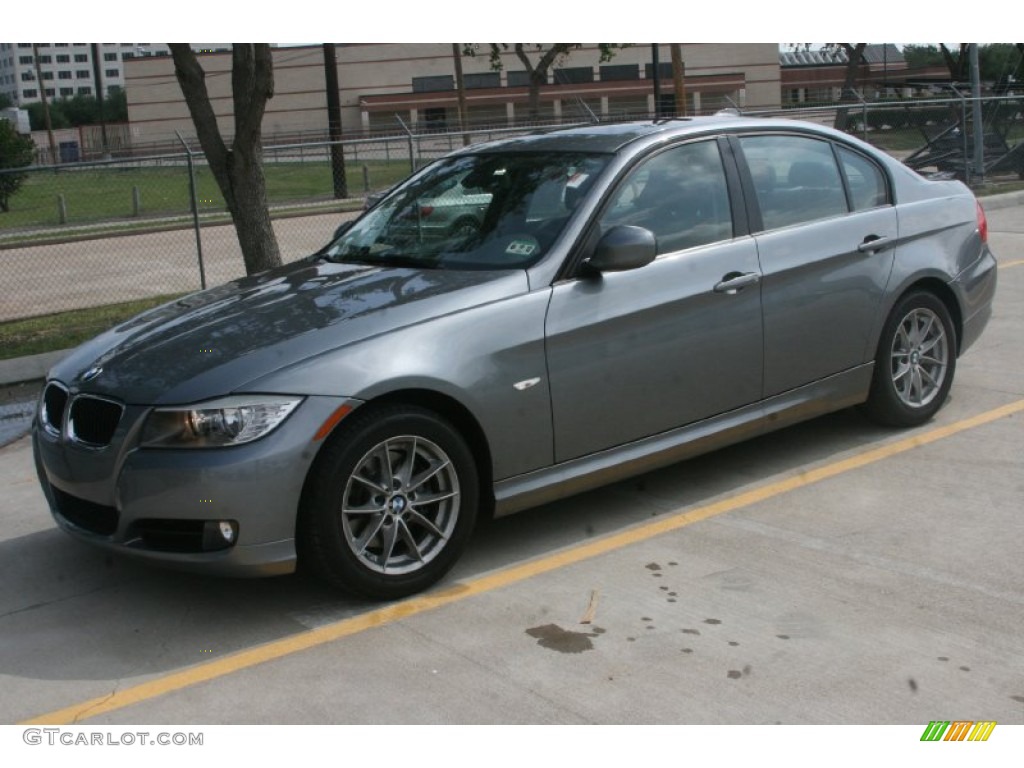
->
[739, 135, 847, 230]
[600, 139, 733, 255]
[838, 146, 890, 210]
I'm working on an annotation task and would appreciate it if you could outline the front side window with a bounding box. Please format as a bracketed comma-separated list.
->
[600, 139, 734, 255]
[323, 152, 611, 270]
[740, 134, 848, 230]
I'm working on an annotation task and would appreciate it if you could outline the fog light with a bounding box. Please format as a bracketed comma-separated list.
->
[201, 520, 238, 551]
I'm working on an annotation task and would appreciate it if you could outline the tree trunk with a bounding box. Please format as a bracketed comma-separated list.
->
[833, 43, 867, 133]
[170, 43, 282, 276]
[670, 44, 686, 117]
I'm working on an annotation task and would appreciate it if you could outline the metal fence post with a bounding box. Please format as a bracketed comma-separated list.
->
[175, 131, 207, 291]
[395, 114, 416, 175]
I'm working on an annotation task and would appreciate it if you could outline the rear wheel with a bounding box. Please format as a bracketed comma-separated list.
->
[299, 404, 479, 600]
[862, 291, 956, 427]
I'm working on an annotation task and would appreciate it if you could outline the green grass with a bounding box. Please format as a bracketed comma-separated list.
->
[0, 159, 412, 232]
[0, 294, 183, 360]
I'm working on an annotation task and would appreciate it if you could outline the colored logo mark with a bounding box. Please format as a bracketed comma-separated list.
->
[920, 721, 996, 741]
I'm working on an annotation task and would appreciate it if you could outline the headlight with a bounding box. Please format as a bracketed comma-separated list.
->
[140, 396, 303, 448]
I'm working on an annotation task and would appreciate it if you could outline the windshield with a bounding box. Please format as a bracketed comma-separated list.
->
[322, 151, 611, 270]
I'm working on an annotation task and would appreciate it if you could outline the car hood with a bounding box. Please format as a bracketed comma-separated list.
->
[50, 257, 529, 404]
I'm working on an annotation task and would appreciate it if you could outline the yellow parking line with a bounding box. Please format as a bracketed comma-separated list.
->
[21, 397, 1024, 726]
[1001, 259, 1024, 268]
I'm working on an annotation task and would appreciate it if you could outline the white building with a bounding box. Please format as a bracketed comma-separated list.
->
[0, 43, 231, 107]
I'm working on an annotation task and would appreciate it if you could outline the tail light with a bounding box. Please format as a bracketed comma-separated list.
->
[419, 205, 434, 218]
[977, 201, 988, 243]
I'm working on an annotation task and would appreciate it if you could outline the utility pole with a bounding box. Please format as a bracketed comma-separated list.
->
[323, 43, 348, 199]
[969, 43, 984, 185]
[651, 44, 662, 119]
[452, 44, 470, 146]
[91, 43, 109, 157]
[670, 44, 686, 116]
[32, 44, 58, 164]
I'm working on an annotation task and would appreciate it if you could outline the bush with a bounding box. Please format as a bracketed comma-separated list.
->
[0, 120, 37, 213]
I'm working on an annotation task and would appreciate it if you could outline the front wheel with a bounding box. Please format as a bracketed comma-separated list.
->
[861, 291, 957, 428]
[298, 404, 479, 600]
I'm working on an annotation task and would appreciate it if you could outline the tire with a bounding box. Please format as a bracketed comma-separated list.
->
[449, 217, 479, 240]
[298, 404, 479, 600]
[862, 291, 957, 428]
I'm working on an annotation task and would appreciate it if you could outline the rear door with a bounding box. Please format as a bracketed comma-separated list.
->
[735, 134, 898, 397]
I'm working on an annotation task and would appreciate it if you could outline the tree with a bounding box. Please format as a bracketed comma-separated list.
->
[822, 43, 867, 132]
[169, 44, 281, 276]
[463, 44, 622, 120]
[0, 93, 12, 110]
[0, 119, 36, 212]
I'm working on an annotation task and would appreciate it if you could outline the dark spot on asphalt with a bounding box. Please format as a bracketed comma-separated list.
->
[682, 629, 701, 635]
[591, 626, 606, 635]
[641, 617, 653, 622]
[645, 563, 661, 571]
[652, 573, 663, 577]
[627, 637, 636, 642]
[704, 618, 722, 625]
[776, 634, 790, 640]
[727, 670, 742, 679]
[668, 592, 677, 597]
[908, 678, 918, 693]
[668, 562, 678, 566]
[959, 666, 970, 672]
[525, 624, 598, 654]
[659, 586, 669, 591]
[667, 598, 677, 603]
[646, 625, 656, 630]
[682, 648, 693, 654]
[1010, 695, 1024, 703]
[728, 641, 739, 646]
[937, 656, 949, 662]
[743, 665, 752, 676]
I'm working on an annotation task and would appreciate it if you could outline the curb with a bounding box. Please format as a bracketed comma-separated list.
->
[0, 349, 71, 386]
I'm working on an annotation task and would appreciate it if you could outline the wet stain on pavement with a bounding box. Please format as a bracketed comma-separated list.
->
[682, 628, 701, 635]
[728, 641, 740, 647]
[526, 624, 601, 654]
[645, 563, 662, 571]
[908, 678, 918, 693]
[704, 618, 722, 625]
[776, 634, 790, 640]
[1010, 695, 1024, 703]
[937, 656, 949, 662]
[959, 666, 971, 672]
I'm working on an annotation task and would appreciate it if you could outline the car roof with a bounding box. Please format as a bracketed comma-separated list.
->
[458, 115, 866, 156]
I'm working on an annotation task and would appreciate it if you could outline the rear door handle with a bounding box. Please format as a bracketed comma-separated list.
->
[857, 235, 894, 254]
[714, 271, 760, 294]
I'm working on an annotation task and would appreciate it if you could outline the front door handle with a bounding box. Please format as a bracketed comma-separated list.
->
[857, 235, 894, 254]
[714, 271, 761, 294]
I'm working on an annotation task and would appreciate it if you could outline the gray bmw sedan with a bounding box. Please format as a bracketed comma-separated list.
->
[33, 117, 997, 599]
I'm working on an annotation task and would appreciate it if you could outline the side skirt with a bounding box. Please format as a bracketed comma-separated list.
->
[493, 364, 874, 517]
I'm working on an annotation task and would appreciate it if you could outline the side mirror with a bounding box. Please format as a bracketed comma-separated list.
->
[584, 225, 657, 273]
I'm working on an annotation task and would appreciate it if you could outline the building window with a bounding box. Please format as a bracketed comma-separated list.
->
[37, 55, 52, 64]
[103, 52, 118, 62]
[58, 71, 72, 79]
[553, 67, 594, 84]
[60, 87, 74, 96]
[18, 55, 33, 65]
[76, 70, 90, 78]
[600, 64, 639, 81]
[507, 70, 542, 87]
[105, 68, 119, 78]
[412, 75, 454, 93]
[56, 54, 70, 63]
[23, 88, 37, 98]
[42, 71, 54, 80]
[464, 72, 500, 90]
[18, 44, 32, 49]
[20, 72, 34, 82]
[55, 43, 69, 47]
[44, 88, 55, 97]
[74, 53, 88, 62]
[77, 86, 92, 95]
[644, 62, 674, 80]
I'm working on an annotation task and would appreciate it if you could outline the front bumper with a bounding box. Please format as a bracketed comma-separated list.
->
[33, 393, 359, 577]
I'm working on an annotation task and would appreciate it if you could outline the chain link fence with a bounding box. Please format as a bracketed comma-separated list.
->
[2, 96, 1022, 359]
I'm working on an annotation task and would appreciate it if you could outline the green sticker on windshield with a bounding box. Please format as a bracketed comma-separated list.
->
[506, 238, 538, 257]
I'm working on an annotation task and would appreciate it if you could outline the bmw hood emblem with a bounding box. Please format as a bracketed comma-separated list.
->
[81, 365, 104, 382]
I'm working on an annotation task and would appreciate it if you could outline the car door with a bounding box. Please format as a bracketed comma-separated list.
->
[735, 134, 898, 397]
[544, 138, 764, 463]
